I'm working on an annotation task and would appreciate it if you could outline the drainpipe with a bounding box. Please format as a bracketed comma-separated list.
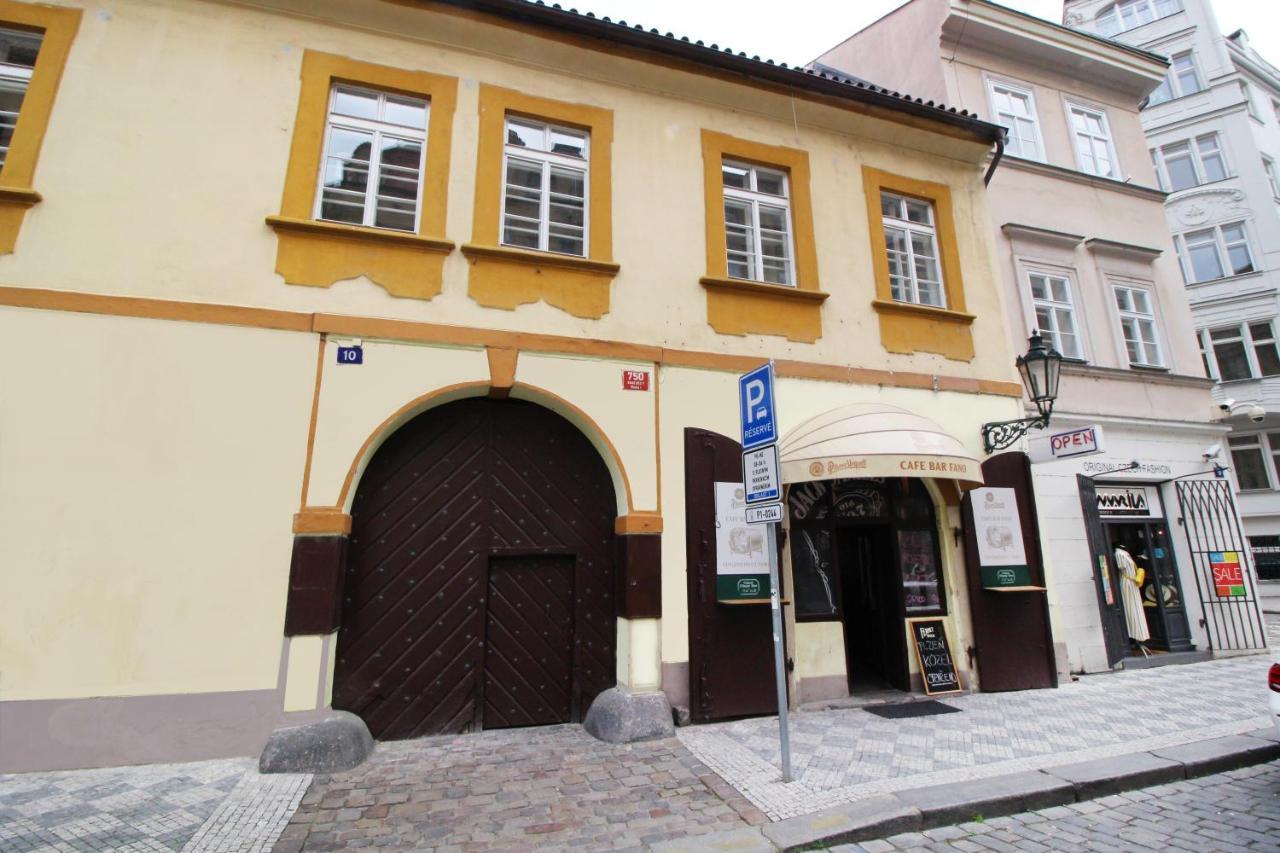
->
[983, 132, 1005, 186]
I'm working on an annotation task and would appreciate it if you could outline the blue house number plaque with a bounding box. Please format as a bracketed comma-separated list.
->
[336, 345, 363, 365]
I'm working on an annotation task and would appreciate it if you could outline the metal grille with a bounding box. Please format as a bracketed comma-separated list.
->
[1174, 478, 1268, 651]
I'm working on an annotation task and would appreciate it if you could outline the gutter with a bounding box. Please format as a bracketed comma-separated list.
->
[983, 132, 1004, 185]
[428, 0, 1005, 147]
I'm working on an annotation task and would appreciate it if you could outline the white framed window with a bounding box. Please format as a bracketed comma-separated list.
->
[0, 27, 39, 172]
[1113, 285, 1164, 367]
[722, 160, 794, 285]
[987, 81, 1043, 161]
[1151, 134, 1227, 191]
[1028, 271, 1083, 360]
[1229, 434, 1272, 491]
[1265, 156, 1280, 198]
[1067, 103, 1119, 178]
[1147, 52, 1202, 107]
[1198, 321, 1280, 381]
[501, 117, 589, 256]
[315, 85, 429, 232]
[880, 191, 945, 308]
[1096, 0, 1182, 37]
[1174, 221, 1255, 283]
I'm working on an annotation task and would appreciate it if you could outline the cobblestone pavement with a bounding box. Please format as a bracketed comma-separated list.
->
[0, 758, 308, 851]
[832, 759, 1280, 852]
[274, 724, 759, 852]
[680, 652, 1274, 820]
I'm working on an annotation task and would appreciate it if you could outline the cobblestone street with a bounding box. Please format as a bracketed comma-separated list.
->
[832, 759, 1280, 852]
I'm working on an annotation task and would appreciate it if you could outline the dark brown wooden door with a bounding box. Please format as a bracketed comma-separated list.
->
[1078, 475, 1129, 667]
[483, 555, 575, 728]
[961, 453, 1058, 691]
[333, 398, 616, 740]
[684, 427, 780, 722]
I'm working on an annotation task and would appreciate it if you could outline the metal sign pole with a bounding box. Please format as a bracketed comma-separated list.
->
[765, 520, 792, 782]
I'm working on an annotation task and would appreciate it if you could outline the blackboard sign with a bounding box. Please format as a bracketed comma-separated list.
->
[907, 617, 962, 695]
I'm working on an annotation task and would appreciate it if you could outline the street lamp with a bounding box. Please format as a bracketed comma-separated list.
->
[982, 332, 1063, 454]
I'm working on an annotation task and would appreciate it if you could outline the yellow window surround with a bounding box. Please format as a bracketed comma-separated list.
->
[266, 50, 458, 300]
[0, 1, 80, 255]
[862, 166, 975, 362]
[463, 84, 617, 319]
[699, 130, 826, 344]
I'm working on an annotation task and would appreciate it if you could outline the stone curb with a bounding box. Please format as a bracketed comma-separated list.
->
[647, 729, 1280, 852]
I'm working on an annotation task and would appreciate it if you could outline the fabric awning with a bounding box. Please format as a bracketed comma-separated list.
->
[778, 402, 983, 487]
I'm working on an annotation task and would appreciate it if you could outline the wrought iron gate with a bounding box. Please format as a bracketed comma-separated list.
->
[1174, 478, 1267, 652]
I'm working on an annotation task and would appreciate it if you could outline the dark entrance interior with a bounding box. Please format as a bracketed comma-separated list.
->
[333, 397, 617, 741]
[838, 526, 908, 691]
[1105, 520, 1192, 653]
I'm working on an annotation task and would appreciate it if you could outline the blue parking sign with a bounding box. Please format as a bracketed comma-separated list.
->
[739, 363, 777, 450]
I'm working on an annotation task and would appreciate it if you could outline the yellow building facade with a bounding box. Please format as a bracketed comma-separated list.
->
[0, 0, 1028, 771]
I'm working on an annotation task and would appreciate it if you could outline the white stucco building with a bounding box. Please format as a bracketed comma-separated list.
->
[1065, 0, 1280, 582]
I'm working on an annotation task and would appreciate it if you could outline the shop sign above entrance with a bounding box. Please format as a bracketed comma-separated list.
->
[1029, 425, 1105, 463]
[1096, 485, 1159, 518]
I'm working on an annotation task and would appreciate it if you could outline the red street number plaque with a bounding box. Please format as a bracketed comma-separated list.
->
[622, 369, 650, 391]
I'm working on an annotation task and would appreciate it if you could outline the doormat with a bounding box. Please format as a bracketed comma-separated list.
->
[863, 700, 960, 719]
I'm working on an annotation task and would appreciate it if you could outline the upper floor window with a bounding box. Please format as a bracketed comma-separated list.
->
[987, 81, 1042, 161]
[1028, 271, 1082, 360]
[1199, 321, 1280, 381]
[501, 117, 589, 256]
[1228, 433, 1273, 491]
[1174, 221, 1255, 283]
[1265, 156, 1280, 199]
[1151, 134, 1226, 191]
[1096, 0, 1182, 37]
[722, 160, 794, 285]
[316, 85, 428, 233]
[1241, 82, 1260, 120]
[1147, 52, 1202, 107]
[1113, 285, 1164, 367]
[881, 191, 945, 308]
[1067, 103, 1118, 178]
[0, 27, 40, 172]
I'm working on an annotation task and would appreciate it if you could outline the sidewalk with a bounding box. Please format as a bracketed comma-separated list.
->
[0, 634, 1273, 851]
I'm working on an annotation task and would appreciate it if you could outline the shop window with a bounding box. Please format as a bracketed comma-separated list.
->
[987, 80, 1042, 161]
[1198, 321, 1280, 381]
[1113, 285, 1164, 368]
[1147, 52, 1202, 107]
[1228, 434, 1270, 491]
[698, 129, 825, 342]
[1067, 103, 1118, 178]
[0, 3, 82, 255]
[501, 117, 589, 256]
[862, 167, 974, 360]
[1151, 134, 1226, 191]
[1174, 222, 1255, 284]
[789, 479, 945, 621]
[463, 85, 616, 318]
[266, 51, 458, 299]
[1249, 535, 1280, 581]
[1028, 271, 1083, 360]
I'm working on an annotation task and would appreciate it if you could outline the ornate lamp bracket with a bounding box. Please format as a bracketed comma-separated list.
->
[981, 413, 1050, 455]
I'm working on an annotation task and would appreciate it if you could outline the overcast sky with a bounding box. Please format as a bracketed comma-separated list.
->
[553, 1, 1280, 71]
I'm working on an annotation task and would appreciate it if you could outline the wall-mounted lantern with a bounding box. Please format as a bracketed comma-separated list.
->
[982, 332, 1063, 454]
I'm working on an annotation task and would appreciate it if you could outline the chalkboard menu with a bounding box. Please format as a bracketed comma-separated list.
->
[791, 527, 837, 618]
[907, 618, 962, 695]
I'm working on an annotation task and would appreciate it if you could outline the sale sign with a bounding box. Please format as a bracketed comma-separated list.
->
[1209, 551, 1246, 597]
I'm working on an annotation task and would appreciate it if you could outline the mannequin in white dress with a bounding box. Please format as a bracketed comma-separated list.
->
[1114, 544, 1150, 645]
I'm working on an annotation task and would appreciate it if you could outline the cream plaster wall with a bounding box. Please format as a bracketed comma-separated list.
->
[306, 339, 489, 509]
[4, 0, 1017, 389]
[0, 306, 313, 700]
[283, 635, 323, 712]
[794, 621, 846, 681]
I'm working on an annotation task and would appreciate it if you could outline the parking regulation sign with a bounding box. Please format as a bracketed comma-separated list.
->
[745, 503, 783, 525]
[739, 363, 777, 450]
[743, 444, 781, 504]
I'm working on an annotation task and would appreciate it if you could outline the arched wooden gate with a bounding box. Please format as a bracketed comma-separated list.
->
[332, 397, 617, 740]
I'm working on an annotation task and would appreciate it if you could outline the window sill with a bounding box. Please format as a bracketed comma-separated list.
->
[460, 243, 619, 319]
[265, 215, 454, 299]
[266, 215, 454, 253]
[1128, 363, 1170, 372]
[872, 299, 976, 361]
[0, 186, 42, 255]
[0, 186, 42, 208]
[1186, 270, 1264, 287]
[700, 276, 830, 303]
[700, 275, 826, 343]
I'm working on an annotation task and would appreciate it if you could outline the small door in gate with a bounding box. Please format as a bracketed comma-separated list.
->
[483, 555, 576, 729]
